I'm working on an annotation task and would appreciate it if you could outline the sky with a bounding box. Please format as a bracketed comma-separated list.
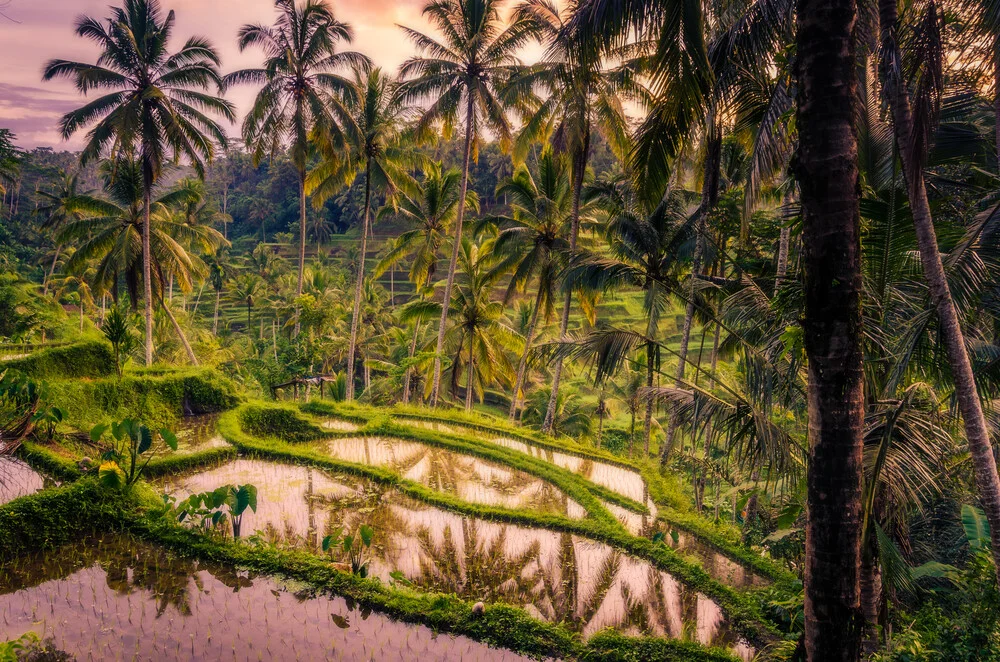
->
[0, 0, 439, 150]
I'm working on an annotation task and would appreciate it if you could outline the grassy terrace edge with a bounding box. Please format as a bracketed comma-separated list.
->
[222, 404, 783, 647]
[0, 480, 741, 662]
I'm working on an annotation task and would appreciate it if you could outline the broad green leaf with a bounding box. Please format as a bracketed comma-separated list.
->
[911, 561, 960, 583]
[98, 461, 124, 489]
[962, 504, 990, 550]
[90, 423, 108, 443]
[160, 428, 178, 451]
[360, 525, 374, 547]
[137, 426, 153, 455]
[777, 503, 802, 529]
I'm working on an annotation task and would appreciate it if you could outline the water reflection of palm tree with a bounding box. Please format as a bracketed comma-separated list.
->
[412, 521, 541, 607]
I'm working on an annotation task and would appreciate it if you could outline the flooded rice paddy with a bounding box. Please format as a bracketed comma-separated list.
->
[157, 459, 754, 655]
[320, 417, 362, 432]
[0, 456, 47, 506]
[0, 534, 533, 661]
[393, 417, 656, 517]
[314, 436, 587, 519]
[154, 413, 231, 457]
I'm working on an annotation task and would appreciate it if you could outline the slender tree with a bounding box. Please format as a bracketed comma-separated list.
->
[36, 171, 91, 296]
[43, 0, 233, 365]
[308, 66, 418, 400]
[398, 0, 535, 406]
[225, 0, 370, 334]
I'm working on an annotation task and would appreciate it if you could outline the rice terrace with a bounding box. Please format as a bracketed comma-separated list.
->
[1, 0, 999, 660]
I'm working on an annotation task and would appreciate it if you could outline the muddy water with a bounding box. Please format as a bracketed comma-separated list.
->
[157, 460, 753, 655]
[0, 534, 533, 661]
[0, 456, 47, 506]
[316, 436, 587, 519]
[658, 527, 768, 589]
[320, 417, 362, 432]
[153, 413, 230, 457]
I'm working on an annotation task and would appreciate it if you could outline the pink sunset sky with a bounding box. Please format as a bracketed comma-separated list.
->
[0, 0, 486, 150]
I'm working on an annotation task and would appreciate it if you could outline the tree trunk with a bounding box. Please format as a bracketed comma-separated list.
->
[643, 340, 654, 456]
[43, 244, 61, 296]
[881, 0, 1000, 586]
[860, 543, 883, 655]
[465, 335, 475, 411]
[347, 159, 373, 402]
[797, 0, 866, 655]
[272, 318, 278, 361]
[775, 190, 793, 296]
[995, 46, 1000, 171]
[79, 301, 84, 332]
[403, 307, 422, 404]
[143, 185, 154, 366]
[158, 293, 199, 366]
[431, 95, 475, 406]
[294, 171, 307, 337]
[664, 128, 721, 463]
[543, 133, 590, 432]
[509, 288, 543, 420]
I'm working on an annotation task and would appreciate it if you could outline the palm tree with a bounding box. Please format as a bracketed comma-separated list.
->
[877, 0, 1000, 582]
[308, 66, 418, 401]
[60, 158, 226, 366]
[54, 265, 97, 332]
[375, 162, 478, 403]
[205, 250, 235, 335]
[225, 0, 370, 327]
[36, 171, 92, 296]
[398, 0, 536, 406]
[563, 176, 690, 457]
[231, 273, 265, 334]
[484, 151, 575, 420]
[510, 0, 642, 432]
[43, 0, 233, 366]
[443, 237, 521, 410]
[797, 0, 866, 656]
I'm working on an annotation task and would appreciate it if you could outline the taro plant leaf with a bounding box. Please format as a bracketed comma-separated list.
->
[342, 534, 354, 553]
[137, 426, 153, 455]
[213, 486, 231, 509]
[212, 511, 225, 526]
[359, 524, 374, 547]
[331, 614, 350, 629]
[322, 533, 342, 553]
[90, 423, 108, 443]
[98, 461, 124, 489]
[235, 484, 257, 515]
[160, 428, 178, 451]
[652, 531, 665, 544]
[358, 566, 367, 579]
[670, 529, 680, 545]
[962, 504, 990, 550]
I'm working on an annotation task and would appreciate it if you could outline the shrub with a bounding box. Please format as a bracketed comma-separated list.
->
[1, 340, 115, 379]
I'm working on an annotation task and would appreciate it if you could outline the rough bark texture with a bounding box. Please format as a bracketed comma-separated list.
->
[347, 160, 373, 401]
[160, 296, 199, 366]
[403, 318, 421, 404]
[142, 184, 154, 366]
[881, 0, 1000, 586]
[543, 134, 589, 433]
[465, 335, 475, 411]
[797, 0, 866, 655]
[431, 95, 475, 406]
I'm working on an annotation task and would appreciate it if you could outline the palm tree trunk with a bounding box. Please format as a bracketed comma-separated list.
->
[272, 318, 278, 361]
[643, 340, 654, 456]
[431, 95, 475, 407]
[543, 133, 590, 432]
[213, 288, 221, 335]
[403, 318, 421, 404]
[775, 190, 793, 296]
[880, 0, 1000, 585]
[157, 293, 199, 366]
[295, 170, 307, 337]
[509, 288, 543, 420]
[347, 159, 373, 402]
[798, 0, 866, 655]
[79, 301, 84, 332]
[43, 244, 61, 296]
[143, 184, 154, 366]
[995, 46, 1000, 170]
[465, 335, 475, 411]
[861, 542, 882, 655]
[664, 129, 721, 462]
[247, 302, 252, 331]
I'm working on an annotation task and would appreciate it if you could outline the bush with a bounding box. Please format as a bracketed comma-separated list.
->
[2, 340, 115, 379]
[238, 404, 325, 443]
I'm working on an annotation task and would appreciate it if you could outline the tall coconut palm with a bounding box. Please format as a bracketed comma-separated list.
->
[231, 273, 265, 334]
[375, 162, 478, 403]
[308, 66, 418, 401]
[225, 0, 370, 329]
[484, 150, 576, 420]
[60, 158, 226, 366]
[877, 0, 1000, 584]
[398, 0, 536, 406]
[36, 171, 92, 296]
[797, 0, 866, 655]
[510, 0, 643, 432]
[43, 0, 233, 366]
[205, 249, 235, 335]
[444, 237, 521, 410]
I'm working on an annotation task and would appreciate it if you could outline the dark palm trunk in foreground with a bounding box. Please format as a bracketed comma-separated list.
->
[797, 0, 865, 656]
